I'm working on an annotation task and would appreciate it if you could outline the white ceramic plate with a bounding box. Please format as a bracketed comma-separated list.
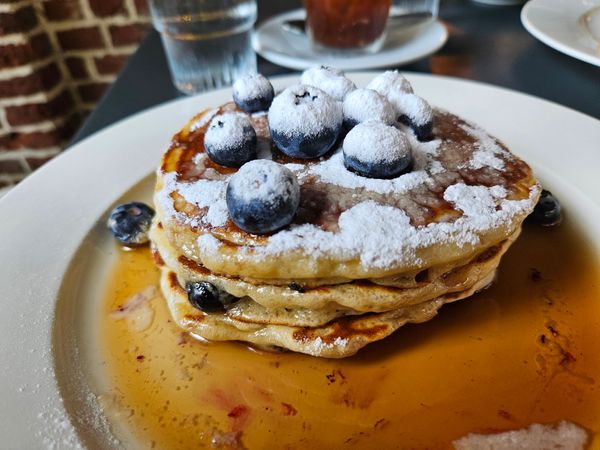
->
[521, 0, 600, 67]
[1, 73, 599, 448]
[252, 9, 448, 70]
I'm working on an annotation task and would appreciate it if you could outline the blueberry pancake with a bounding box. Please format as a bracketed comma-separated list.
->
[150, 68, 540, 357]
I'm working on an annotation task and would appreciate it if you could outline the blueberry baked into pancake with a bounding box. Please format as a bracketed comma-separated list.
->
[148, 67, 540, 358]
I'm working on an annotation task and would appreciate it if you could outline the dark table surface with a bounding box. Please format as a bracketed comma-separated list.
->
[73, 0, 599, 144]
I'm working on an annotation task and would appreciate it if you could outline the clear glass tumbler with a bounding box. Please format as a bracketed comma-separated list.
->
[390, 0, 439, 20]
[304, 0, 392, 54]
[149, 0, 257, 95]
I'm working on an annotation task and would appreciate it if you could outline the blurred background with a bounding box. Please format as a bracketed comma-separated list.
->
[0, 0, 152, 188]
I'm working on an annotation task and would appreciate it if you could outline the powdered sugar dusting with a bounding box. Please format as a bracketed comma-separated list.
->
[268, 84, 342, 137]
[343, 121, 410, 164]
[301, 66, 356, 101]
[342, 88, 395, 126]
[204, 112, 255, 152]
[366, 70, 413, 97]
[388, 93, 433, 126]
[233, 73, 273, 103]
[223, 183, 539, 270]
[189, 109, 218, 133]
[174, 176, 229, 227]
[227, 160, 299, 206]
[460, 123, 508, 170]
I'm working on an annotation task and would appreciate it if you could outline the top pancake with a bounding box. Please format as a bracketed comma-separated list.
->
[154, 101, 540, 280]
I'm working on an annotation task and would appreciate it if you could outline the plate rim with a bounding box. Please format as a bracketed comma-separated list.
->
[252, 8, 449, 71]
[521, 0, 600, 67]
[1, 71, 599, 447]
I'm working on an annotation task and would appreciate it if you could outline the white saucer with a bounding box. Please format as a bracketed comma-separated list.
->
[252, 9, 448, 71]
[521, 0, 600, 67]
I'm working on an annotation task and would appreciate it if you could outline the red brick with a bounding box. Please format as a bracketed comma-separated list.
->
[109, 23, 148, 47]
[0, 63, 61, 98]
[57, 26, 104, 51]
[0, 6, 38, 36]
[94, 54, 127, 75]
[65, 57, 88, 79]
[0, 33, 52, 68]
[134, 0, 149, 16]
[26, 155, 58, 171]
[43, 0, 82, 21]
[5, 90, 74, 126]
[0, 159, 24, 174]
[89, 0, 124, 17]
[0, 118, 78, 150]
[78, 82, 109, 103]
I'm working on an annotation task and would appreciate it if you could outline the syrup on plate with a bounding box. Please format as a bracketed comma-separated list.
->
[100, 220, 600, 449]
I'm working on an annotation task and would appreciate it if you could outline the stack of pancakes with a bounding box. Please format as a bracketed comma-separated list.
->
[150, 94, 540, 358]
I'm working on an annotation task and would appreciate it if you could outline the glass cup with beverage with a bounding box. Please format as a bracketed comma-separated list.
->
[148, 0, 257, 95]
[304, 0, 392, 54]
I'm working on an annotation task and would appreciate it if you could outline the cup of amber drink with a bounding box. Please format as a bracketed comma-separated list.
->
[304, 0, 392, 53]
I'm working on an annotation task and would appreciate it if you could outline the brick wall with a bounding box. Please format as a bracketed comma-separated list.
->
[0, 0, 151, 187]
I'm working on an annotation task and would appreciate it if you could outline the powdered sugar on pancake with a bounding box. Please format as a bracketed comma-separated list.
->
[311, 150, 430, 195]
[157, 173, 229, 228]
[158, 105, 539, 271]
[460, 122, 508, 170]
[196, 184, 539, 270]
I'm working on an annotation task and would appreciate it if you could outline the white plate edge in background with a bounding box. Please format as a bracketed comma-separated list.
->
[521, 0, 600, 67]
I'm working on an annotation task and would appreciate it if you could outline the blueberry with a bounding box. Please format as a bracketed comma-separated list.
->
[226, 160, 300, 234]
[389, 93, 434, 141]
[107, 202, 155, 246]
[232, 73, 274, 113]
[300, 66, 356, 101]
[186, 281, 238, 313]
[343, 121, 412, 179]
[529, 189, 563, 226]
[268, 84, 342, 159]
[342, 88, 395, 130]
[204, 112, 257, 167]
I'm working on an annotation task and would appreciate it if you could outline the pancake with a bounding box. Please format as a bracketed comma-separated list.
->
[150, 221, 517, 315]
[154, 104, 539, 281]
[149, 71, 540, 357]
[159, 265, 496, 358]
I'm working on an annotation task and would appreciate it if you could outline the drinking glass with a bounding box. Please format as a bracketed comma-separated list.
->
[304, 0, 392, 54]
[391, 0, 439, 19]
[149, 0, 257, 95]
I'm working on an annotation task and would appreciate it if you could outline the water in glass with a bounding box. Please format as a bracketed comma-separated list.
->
[150, 0, 257, 94]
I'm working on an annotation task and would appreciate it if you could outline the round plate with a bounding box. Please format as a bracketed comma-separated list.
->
[521, 0, 600, 67]
[0, 73, 599, 447]
[252, 9, 448, 70]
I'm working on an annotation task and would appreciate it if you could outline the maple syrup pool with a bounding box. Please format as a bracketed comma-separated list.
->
[97, 220, 600, 449]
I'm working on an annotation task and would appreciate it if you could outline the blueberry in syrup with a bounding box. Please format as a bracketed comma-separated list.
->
[107, 202, 155, 246]
[226, 160, 300, 234]
[204, 112, 257, 167]
[186, 281, 237, 313]
[232, 73, 274, 113]
[343, 120, 412, 179]
[268, 84, 342, 159]
[529, 189, 563, 226]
